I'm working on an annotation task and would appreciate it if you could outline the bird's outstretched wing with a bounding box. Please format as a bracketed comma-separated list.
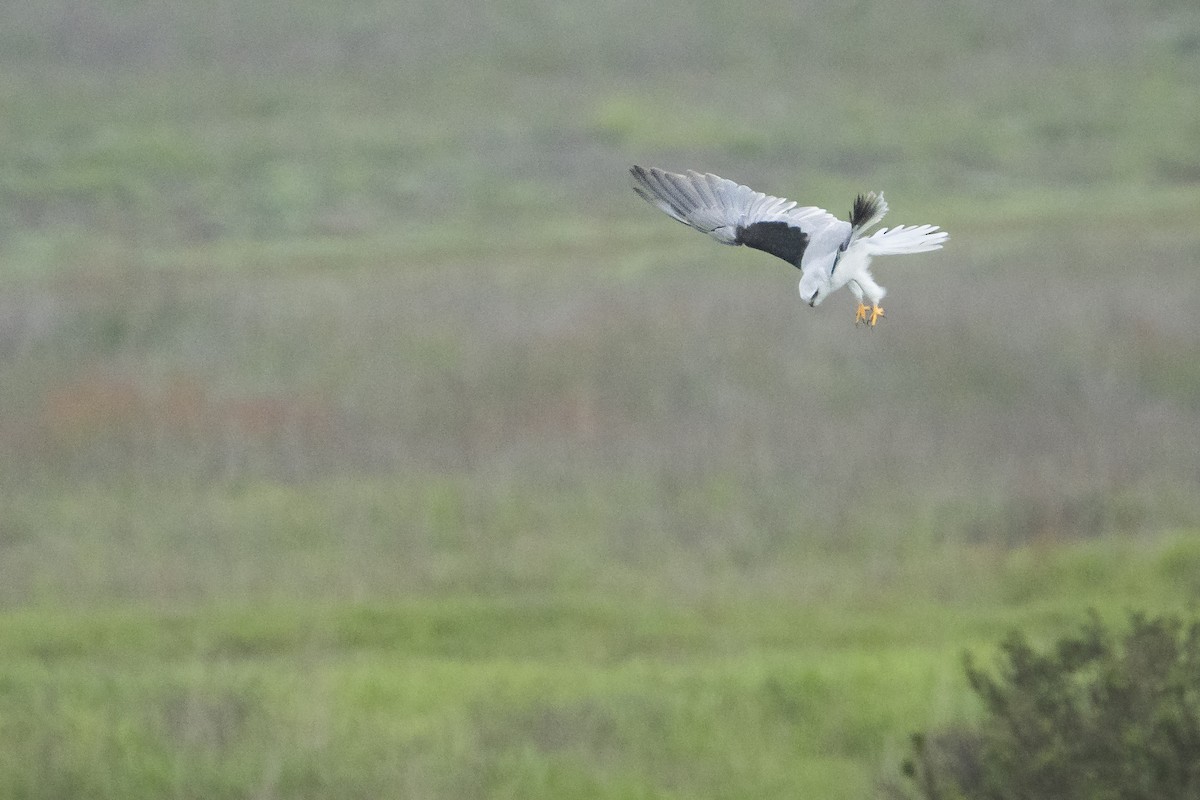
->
[857, 224, 948, 256]
[630, 166, 846, 269]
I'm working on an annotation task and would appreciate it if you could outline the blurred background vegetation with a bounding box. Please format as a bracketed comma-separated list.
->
[1, 0, 1198, 797]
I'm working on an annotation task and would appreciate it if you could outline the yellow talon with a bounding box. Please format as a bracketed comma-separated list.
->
[855, 303, 869, 325]
[868, 305, 885, 326]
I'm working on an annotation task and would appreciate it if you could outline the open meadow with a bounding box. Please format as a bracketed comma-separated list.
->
[2, 0, 1200, 797]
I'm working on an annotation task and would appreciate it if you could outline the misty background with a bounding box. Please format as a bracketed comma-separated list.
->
[1, 0, 1198, 797]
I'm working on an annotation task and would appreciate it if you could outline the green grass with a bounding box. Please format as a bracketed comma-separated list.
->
[3, 476, 1199, 797]
[1, 0, 1199, 796]
[2, 529, 1198, 799]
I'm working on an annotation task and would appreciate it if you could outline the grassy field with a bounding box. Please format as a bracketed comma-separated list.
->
[2, 0, 1200, 797]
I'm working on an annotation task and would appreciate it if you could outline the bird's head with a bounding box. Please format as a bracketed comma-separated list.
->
[797, 251, 838, 307]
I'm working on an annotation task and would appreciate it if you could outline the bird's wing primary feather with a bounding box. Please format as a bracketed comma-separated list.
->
[857, 224, 948, 256]
[630, 166, 845, 268]
[848, 192, 888, 238]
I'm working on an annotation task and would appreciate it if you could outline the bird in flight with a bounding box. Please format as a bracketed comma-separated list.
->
[630, 166, 948, 326]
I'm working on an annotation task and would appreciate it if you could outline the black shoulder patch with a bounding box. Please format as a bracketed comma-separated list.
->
[734, 221, 808, 268]
[849, 193, 883, 229]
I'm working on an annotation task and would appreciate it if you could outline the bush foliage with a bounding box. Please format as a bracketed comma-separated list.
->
[893, 611, 1200, 800]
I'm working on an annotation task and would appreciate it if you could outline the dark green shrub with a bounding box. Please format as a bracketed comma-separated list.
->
[887, 611, 1200, 800]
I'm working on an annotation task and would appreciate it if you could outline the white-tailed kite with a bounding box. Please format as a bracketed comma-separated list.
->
[630, 166, 948, 326]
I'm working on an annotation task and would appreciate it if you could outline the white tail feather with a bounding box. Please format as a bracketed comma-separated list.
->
[859, 224, 948, 255]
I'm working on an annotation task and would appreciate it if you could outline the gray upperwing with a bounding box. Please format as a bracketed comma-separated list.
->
[631, 166, 846, 266]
